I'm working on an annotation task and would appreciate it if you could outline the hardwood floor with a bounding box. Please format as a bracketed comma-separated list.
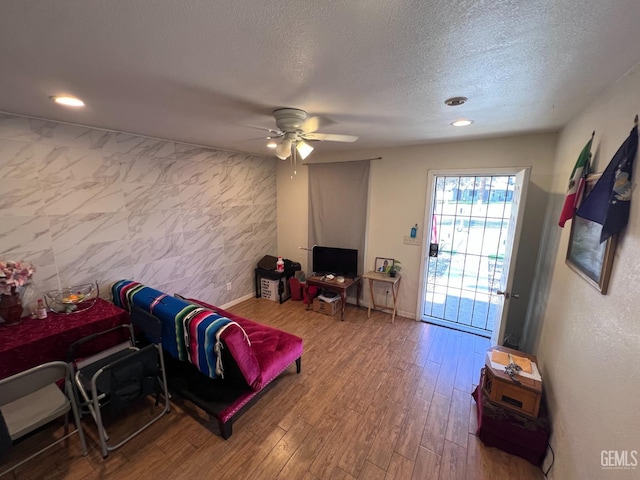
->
[0, 298, 542, 479]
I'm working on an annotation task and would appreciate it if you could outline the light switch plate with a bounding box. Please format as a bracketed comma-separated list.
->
[404, 235, 421, 246]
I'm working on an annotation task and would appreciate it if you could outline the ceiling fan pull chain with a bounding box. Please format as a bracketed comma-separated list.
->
[293, 143, 297, 176]
[290, 145, 294, 179]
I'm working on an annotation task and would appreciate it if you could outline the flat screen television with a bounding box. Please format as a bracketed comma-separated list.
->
[312, 246, 358, 278]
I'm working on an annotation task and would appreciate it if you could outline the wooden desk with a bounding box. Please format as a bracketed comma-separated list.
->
[304, 275, 362, 321]
[363, 271, 402, 323]
[0, 298, 128, 379]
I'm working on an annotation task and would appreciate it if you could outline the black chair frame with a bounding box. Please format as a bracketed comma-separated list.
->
[67, 306, 170, 457]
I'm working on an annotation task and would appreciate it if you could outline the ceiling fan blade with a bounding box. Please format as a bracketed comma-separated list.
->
[303, 133, 359, 142]
[301, 115, 321, 133]
[301, 115, 336, 133]
[229, 136, 276, 143]
[243, 124, 283, 135]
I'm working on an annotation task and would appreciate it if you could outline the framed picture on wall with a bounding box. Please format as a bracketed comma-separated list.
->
[374, 257, 394, 273]
[565, 174, 617, 294]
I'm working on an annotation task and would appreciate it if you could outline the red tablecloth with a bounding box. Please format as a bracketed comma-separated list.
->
[0, 298, 129, 379]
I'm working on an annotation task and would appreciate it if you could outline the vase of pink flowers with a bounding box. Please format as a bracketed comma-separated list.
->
[0, 260, 36, 325]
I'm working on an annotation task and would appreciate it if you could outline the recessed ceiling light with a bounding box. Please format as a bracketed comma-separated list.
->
[267, 141, 277, 149]
[51, 96, 85, 107]
[444, 96, 468, 107]
[451, 119, 474, 127]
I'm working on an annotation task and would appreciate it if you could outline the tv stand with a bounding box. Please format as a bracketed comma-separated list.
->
[304, 275, 362, 320]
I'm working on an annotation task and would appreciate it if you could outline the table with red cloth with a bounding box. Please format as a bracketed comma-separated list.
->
[0, 298, 129, 379]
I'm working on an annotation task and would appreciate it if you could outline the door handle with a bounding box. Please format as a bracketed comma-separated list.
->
[496, 290, 520, 300]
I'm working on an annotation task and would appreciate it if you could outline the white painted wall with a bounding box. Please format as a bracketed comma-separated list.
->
[525, 65, 640, 479]
[277, 133, 557, 342]
[276, 162, 309, 270]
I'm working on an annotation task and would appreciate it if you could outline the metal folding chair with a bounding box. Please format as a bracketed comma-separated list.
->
[0, 361, 87, 476]
[67, 306, 169, 457]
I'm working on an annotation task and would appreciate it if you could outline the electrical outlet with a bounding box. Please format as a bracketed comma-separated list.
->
[226, 282, 232, 291]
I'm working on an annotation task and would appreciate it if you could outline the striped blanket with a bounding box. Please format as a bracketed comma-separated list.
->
[112, 280, 243, 379]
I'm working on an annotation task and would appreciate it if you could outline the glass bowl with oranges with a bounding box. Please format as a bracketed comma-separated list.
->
[44, 282, 99, 314]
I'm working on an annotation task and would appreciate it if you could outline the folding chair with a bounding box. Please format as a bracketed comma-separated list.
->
[68, 307, 170, 457]
[0, 361, 87, 477]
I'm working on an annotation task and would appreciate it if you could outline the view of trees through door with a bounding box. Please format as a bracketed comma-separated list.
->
[422, 174, 516, 337]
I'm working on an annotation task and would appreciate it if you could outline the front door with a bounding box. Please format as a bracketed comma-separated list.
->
[419, 168, 530, 343]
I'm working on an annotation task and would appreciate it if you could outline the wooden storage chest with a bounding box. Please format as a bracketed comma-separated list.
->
[482, 346, 542, 418]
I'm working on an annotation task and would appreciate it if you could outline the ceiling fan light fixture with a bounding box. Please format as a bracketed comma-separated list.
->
[275, 139, 292, 160]
[296, 140, 314, 160]
[451, 119, 474, 127]
[266, 141, 277, 149]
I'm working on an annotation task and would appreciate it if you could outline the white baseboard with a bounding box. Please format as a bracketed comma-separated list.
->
[225, 293, 419, 321]
[352, 298, 418, 321]
[221, 293, 254, 310]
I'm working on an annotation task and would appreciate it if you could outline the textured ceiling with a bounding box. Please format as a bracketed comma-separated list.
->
[1, 1, 640, 157]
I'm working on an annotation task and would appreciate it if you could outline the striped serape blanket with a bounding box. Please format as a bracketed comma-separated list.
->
[112, 280, 244, 379]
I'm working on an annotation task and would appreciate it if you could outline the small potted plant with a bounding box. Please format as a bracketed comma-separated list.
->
[389, 260, 401, 277]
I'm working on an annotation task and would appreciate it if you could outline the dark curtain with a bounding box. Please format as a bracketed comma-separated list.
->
[308, 160, 370, 275]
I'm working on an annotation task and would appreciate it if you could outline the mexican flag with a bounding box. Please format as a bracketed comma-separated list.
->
[558, 137, 593, 227]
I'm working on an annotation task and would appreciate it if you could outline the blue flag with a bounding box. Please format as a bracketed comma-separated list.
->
[576, 125, 638, 243]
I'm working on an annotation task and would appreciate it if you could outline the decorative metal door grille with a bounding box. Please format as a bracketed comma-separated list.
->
[422, 175, 515, 337]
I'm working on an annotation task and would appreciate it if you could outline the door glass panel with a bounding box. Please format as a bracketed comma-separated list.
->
[423, 174, 516, 338]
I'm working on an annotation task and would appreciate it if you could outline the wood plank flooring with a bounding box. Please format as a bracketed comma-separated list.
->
[0, 298, 542, 479]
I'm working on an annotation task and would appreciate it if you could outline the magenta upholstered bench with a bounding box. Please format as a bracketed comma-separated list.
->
[164, 298, 303, 439]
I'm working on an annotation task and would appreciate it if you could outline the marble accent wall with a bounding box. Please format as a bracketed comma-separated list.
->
[0, 113, 277, 309]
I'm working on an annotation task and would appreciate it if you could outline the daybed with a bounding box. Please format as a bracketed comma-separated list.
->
[112, 280, 303, 438]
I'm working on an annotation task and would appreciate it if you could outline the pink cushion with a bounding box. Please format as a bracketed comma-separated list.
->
[236, 314, 303, 390]
[220, 322, 262, 388]
[186, 299, 303, 391]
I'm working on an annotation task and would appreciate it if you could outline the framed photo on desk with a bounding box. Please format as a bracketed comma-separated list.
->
[374, 257, 394, 273]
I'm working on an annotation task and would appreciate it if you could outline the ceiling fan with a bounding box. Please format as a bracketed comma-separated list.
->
[267, 108, 358, 161]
